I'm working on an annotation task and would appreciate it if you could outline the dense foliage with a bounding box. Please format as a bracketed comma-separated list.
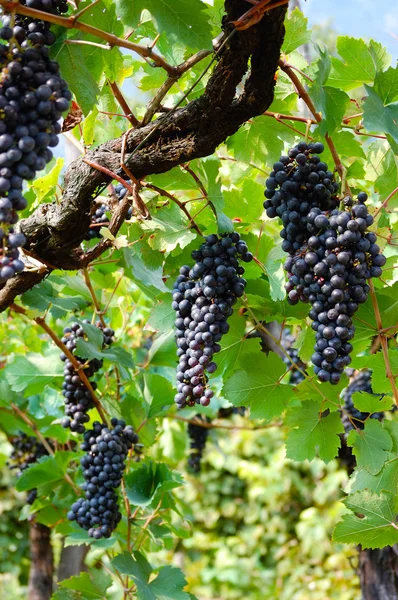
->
[0, 0, 397, 598]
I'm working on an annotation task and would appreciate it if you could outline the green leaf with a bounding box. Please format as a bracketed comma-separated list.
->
[31, 158, 64, 203]
[125, 462, 183, 507]
[285, 402, 344, 463]
[333, 490, 398, 549]
[374, 66, 398, 104]
[5, 350, 63, 396]
[16, 453, 75, 492]
[122, 247, 169, 297]
[141, 203, 197, 253]
[146, 295, 174, 333]
[293, 327, 315, 364]
[128, 0, 212, 51]
[59, 571, 112, 599]
[112, 553, 190, 600]
[264, 244, 286, 302]
[216, 313, 261, 380]
[363, 85, 398, 142]
[143, 374, 174, 419]
[351, 392, 393, 414]
[282, 8, 311, 55]
[222, 352, 294, 420]
[328, 36, 389, 90]
[348, 419, 393, 475]
[349, 461, 398, 495]
[374, 149, 398, 200]
[52, 38, 100, 114]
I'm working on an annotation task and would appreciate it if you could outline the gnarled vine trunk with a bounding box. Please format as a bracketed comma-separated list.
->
[360, 546, 398, 600]
[28, 521, 53, 600]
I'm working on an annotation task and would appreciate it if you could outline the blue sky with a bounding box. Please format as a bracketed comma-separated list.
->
[304, 0, 398, 60]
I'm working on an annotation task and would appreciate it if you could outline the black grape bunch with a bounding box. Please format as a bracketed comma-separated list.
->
[60, 320, 114, 433]
[85, 182, 133, 241]
[67, 419, 139, 539]
[172, 232, 253, 409]
[0, 1, 71, 283]
[187, 415, 211, 473]
[85, 203, 110, 240]
[341, 369, 385, 432]
[264, 141, 386, 385]
[8, 432, 49, 504]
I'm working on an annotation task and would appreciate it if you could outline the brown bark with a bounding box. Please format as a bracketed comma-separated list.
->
[359, 546, 398, 600]
[0, 1, 287, 312]
[57, 543, 89, 582]
[28, 521, 54, 600]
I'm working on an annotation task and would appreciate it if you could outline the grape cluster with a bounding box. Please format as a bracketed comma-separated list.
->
[85, 204, 110, 240]
[187, 415, 211, 473]
[281, 330, 306, 385]
[0, 12, 71, 282]
[67, 419, 138, 539]
[264, 141, 339, 254]
[114, 181, 132, 219]
[60, 321, 114, 433]
[341, 369, 384, 431]
[8, 432, 49, 504]
[264, 142, 386, 384]
[5, 0, 68, 47]
[173, 233, 253, 408]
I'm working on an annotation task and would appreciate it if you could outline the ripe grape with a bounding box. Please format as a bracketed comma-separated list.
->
[67, 418, 139, 539]
[60, 321, 114, 433]
[8, 432, 50, 504]
[187, 415, 211, 473]
[173, 232, 253, 408]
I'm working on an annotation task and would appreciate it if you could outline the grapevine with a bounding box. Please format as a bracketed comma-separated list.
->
[264, 142, 386, 384]
[173, 232, 253, 408]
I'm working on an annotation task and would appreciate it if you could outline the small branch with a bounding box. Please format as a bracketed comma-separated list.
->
[374, 186, 398, 218]
[108, 81, 139, 127]
[279, 59, 351, 197]
[8, 404, 79, 493]
[369, 280, 398, 406]
[82, 267, 106, 327]
[10, 304, 108, 423]
[0, 0, 177, 75]
[263, 110, 316, 124]
[181, 164, 217, 218]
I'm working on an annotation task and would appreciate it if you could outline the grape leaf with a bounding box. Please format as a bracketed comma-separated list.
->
[125, 462, 183, 507]
[374, 66, 398, 104]
[122, 247, 169, 297]
[146, 295, 174, 333]
[222, 352, 294, 419]
[124, 0, 212, 51]
[216, 313, 262, 379]
[285, 401, 344, 463]
[351, 391, 393, 413]
[333, 490, 398, 549]
[349, 460, 398, 495]
[293, 327, 315, 364]
[141, 203, 197, 253]
[59, 571, 112, 599]
[16, 453, 75, 492]
[5, 350, 63, 396]
[363, 85, 398, 142]
[328, 36, 389, 90]
[144, 374, 174, 419]
[282, 8, 311, 55]
[347, 419, 393, 475]
[113, 552, 191, 600]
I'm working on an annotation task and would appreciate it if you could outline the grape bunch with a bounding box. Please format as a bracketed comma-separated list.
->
[8, 432, 49, 504]
[173, 233, 253, 408]
[85, 204, 110, 240]
[187, 415, 211, 473]
[281, 329, 306, 385]
[4, 0, 68, 47]
[67, 419, 139, 539]
[341, 369, 385, 432]
[60, 321, 114, 433]
[263, 141, 339, 255]
[264, 142, 386, 384]
[0, 10, 71, 283]
[114, 181, 132, 219]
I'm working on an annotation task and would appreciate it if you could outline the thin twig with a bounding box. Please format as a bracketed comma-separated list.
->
[0, 0, 177, 75]
[82, 267, 106, 327]
[108, 80, 139, 127]
[374, 186, 398, 218]
[170, 414, 282, 430]
[144, 183, 203, 236]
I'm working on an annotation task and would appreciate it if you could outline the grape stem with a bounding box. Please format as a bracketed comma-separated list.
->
[278, 59, 352, 198]
[9, 304, 109, 424]
[374, 186, 398, 218]
[170, 414, 282, 430]
[144, 183, 204, 236]
[107, 81, 139, 127]
[368, 281, 398, 406]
